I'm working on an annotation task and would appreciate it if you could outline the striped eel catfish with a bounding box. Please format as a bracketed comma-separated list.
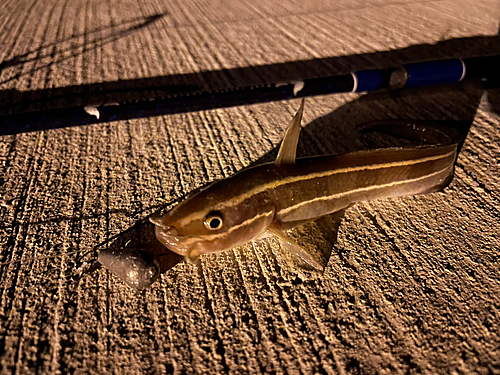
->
[150, 99, 460, 270]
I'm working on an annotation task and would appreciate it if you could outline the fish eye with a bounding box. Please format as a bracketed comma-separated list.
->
[204, 211, 223, 230]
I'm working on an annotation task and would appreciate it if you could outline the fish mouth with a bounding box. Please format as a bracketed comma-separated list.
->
[149, 216, 181, 245]
[149, 214, 169, 229]
[153, 224, 184, 253]
[150, 219, 197, 257]
[149, 216, 206, 257]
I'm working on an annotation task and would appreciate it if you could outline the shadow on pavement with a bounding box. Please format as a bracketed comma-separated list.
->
[0, 32, 499, 134]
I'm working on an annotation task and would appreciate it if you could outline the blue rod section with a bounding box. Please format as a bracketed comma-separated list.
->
[353, 70, 387, 93]
[404, 59, 465, 89]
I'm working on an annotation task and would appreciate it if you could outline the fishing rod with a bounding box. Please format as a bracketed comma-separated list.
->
[0, 54, 499, 134]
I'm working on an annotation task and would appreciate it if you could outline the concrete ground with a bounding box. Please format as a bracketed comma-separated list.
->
[1, 0, 499, 374]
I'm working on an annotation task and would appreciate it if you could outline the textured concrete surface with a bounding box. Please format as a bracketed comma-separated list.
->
[1, 0, 500, 374]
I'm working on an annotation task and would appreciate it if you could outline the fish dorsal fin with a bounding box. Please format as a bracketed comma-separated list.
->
[275, 98, 305, 165]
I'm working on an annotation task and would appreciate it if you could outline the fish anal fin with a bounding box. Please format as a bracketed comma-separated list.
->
[275, 98, 305, 165]
[268, 223, 324, 271]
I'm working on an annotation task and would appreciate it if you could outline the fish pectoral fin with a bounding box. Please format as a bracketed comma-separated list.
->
[275, 98, 304, 165]
[268, 224, 324, 271]
[185, 248, 201, 264]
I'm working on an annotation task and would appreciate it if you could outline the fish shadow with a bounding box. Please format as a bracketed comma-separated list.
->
[254, 82, 482, 164]
[96, 81, 484, 282]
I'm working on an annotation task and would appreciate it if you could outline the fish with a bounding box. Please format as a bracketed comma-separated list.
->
[150, 99, 461, 270]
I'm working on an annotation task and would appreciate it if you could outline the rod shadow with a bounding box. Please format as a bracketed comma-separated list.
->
[0, 32, 499, 134]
